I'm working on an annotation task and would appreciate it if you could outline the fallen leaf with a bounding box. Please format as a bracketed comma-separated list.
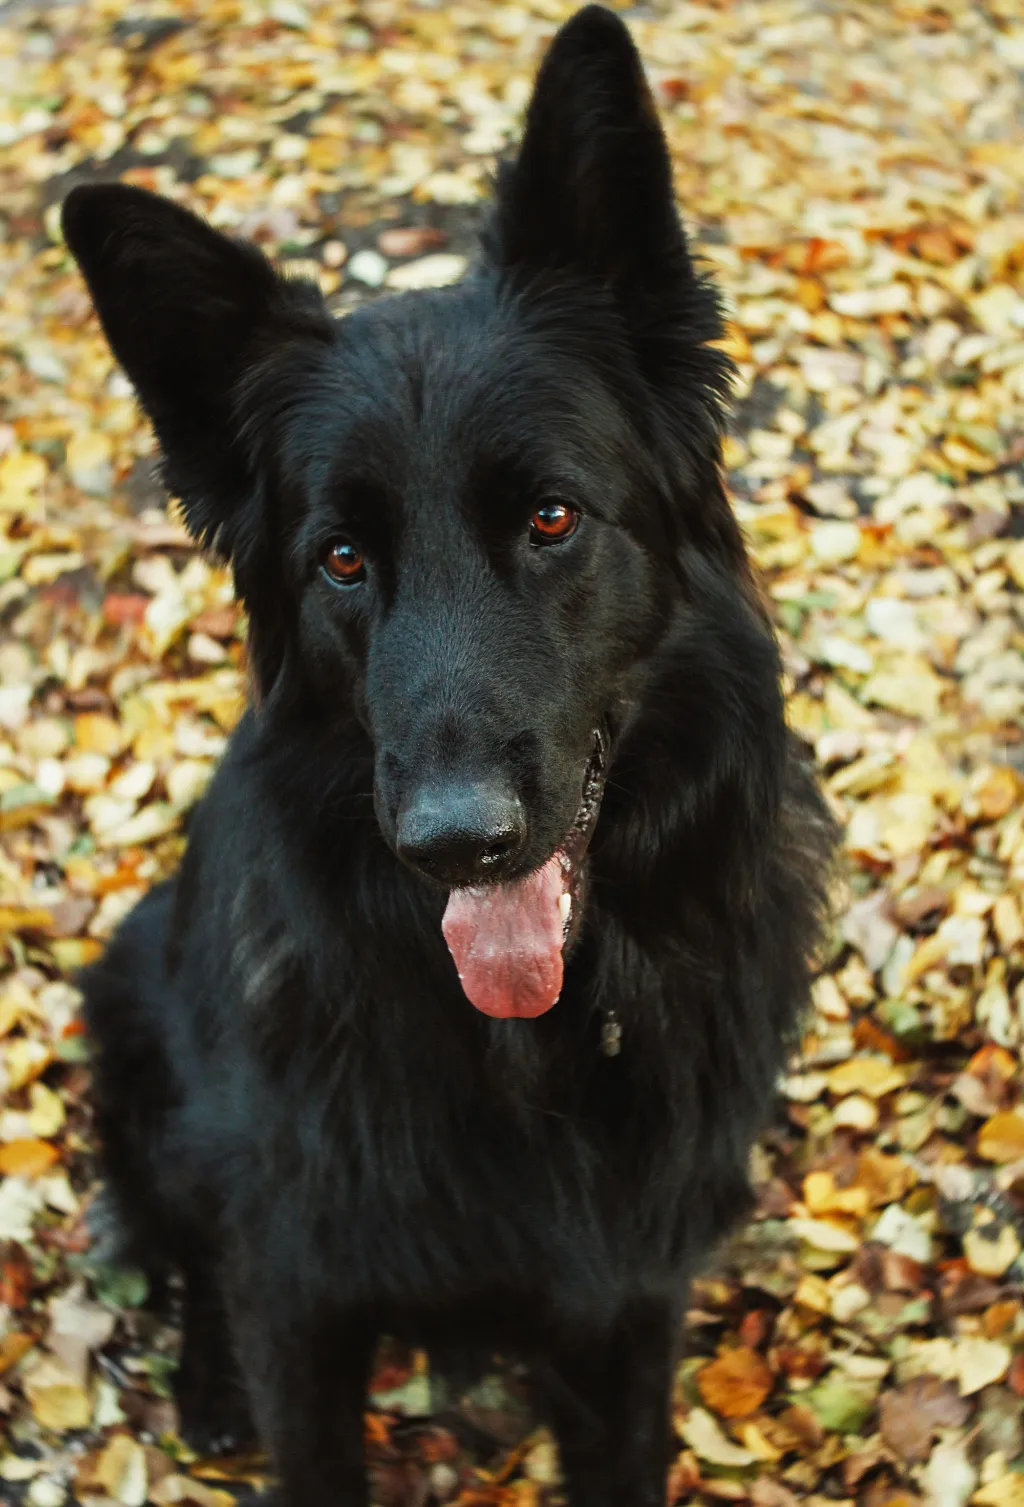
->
[48, 1280, 117, 1385]
[973, 1478, 1024, 1507]
[879, 1376, 969, 1462]
[803, 1374, 880, 1434]
[828, 1057, 910, 1099]
[954, 1337, 1010, 1395]
[0, 1140, 60, 1177]
[697, 1347, 774, 1419]
[679, 1407, 758, 1466]
[920, 1434, 976, 1507]
[22, 1355, 91, 1430]
[95, 1433, 148, 1507]
[977, 1110, 1024, 1163]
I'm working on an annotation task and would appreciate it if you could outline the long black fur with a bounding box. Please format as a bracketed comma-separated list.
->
[64, 9, 836, 1506]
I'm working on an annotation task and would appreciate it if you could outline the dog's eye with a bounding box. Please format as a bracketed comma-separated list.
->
[529, 501, 579, 545]
[322, 539, 366, 586]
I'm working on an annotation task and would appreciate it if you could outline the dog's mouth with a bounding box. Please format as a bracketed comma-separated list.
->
[441, 729, 608, 1020]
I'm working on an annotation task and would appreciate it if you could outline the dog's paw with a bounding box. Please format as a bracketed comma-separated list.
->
[175, 1386, 256, 1457]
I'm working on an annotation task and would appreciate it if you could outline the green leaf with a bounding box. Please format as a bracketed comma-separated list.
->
[802, 1374, 880, 1434]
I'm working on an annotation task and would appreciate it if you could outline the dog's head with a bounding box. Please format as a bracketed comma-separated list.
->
[63, 6, 771, 1019]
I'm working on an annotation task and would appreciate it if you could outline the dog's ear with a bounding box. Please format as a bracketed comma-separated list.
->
[487, 6, 693, 303]
[61, 183, 331, 557]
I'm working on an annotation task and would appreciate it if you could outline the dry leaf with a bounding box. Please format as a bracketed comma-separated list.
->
[697, 1347, 774, 1419]
[95, 1433, 148, 1507]
[679, 1408, 758, 1467]
[828, 1057, 910, 1099]
[0, 1139, 59, 1177]
[879, 1376, 969, 1462]
[973, 1479, 1024, 1507]
[977, 1110, 1024, 1163]
[22, 1355, 91, 1430]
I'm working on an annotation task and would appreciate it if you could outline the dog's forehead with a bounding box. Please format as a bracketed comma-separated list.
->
[297, 283, 631, 485]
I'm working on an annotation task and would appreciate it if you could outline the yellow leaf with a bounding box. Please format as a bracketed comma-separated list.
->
[954, 1336, 1010, 1395]
[679, 1407, 758, 1466]
[793, 1274, 832, 1313]
[4, 1038, 52, 1091]
[963, 1219, 1021, 1278]
[24, 1359, 91, 1430]
[27, 1082, 65, 1138]
[95, 1434, 148, 1507]
[0, 1139, 60, 1177]
[736, 1420, 783, 1462]
[788, 1217, 860, 1253]
[827, 1057, 910, 1100]
[992, 895, 1023, 950]
[49, 938, 104, 972]
[73, 713, 126, 756]
[803, 1172, 870, 1219]
[878, 792, 937, 857]
[862, 670, 942, 720]
[0, 906, 55, 936]
[974, 1477, 1024, 1507]
[708, 323, 753, 362]
[0, 1332, 36, 1376]
[0, 449, 48, 511]
[977, 1110, 1024, 1163]
[966, 766, 1021, 823]
[150, 1477, 238, 1507]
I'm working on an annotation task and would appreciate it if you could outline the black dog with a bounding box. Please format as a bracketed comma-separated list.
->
[64, 8, 835, 1505]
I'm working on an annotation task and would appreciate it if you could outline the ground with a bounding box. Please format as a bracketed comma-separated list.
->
[1, 0, 1024, 1505]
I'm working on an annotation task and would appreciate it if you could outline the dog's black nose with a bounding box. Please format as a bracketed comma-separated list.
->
[396, 784, 527, 886]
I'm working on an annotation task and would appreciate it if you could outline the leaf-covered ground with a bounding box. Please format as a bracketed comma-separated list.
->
[2, 1, 1024, 1504]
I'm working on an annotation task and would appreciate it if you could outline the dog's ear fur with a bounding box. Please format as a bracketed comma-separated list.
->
[486, 9, 703, 311]
[485, 3, 729, 416]
[61, 183, 331, 558]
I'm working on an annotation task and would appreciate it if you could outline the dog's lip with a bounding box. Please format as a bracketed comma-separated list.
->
[552, 725, 607, 937]
[559, 727, 607, 864]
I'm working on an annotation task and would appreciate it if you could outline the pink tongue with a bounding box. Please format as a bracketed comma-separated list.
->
[442, 856, 566, 1018]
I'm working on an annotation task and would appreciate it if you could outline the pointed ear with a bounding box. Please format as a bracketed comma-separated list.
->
[487, 6, 694, 301]
[61, 183, 331, 555]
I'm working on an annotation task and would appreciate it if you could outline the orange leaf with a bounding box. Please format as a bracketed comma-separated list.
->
[0, 907, 55, 936]
[978, 1110, 1024, 1163]
[0, 1249, 33, 1308]
[0, 1331, 36, 1376]
[102, 592, 148, 627]
[852, 1017, 913, 1063]
[707, 323, 752, 363]
[966, 1044, 1018, 1084]
[697, 1347, 774, 1419]
[913, 228, 959, 266]
[0, 1139, 60, 1177]
[854, 1147, 916, 1207]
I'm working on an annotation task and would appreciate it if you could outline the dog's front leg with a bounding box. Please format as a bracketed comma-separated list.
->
[540, 1294, 680, 1507]
[228, 1289, 374, 1507]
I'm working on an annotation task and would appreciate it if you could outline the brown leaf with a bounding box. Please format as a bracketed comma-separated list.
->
[749, 1481, 798, 1507]
[878, 1376, 970, 1463]
[0, 1244, 33, 1308]
[102, 591, 148, 626]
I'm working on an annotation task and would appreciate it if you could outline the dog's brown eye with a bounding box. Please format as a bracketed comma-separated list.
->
[529, 501, 579, 544]
[322, 540, 365, 585]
